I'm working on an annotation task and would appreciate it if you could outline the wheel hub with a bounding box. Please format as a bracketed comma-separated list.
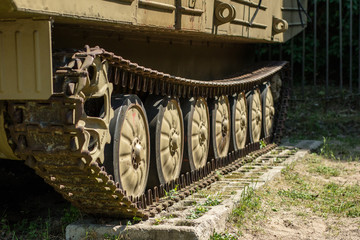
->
[221, 117, 228, 137]
[131, 138, 142, 169]
[199, 122, 207, 145]
[169, 129, 179, 155]
[241, 115, 246, 128]
[256, 110, 261, 124]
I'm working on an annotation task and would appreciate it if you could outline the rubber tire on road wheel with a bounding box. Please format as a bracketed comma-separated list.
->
[230, 92, 248, 151]
[247, 89, 262, 143]
[104, 94, 150, 198]
[181, 97, 210, 173]
[209, 95, 231, 159]
[145, 96, 184, 188]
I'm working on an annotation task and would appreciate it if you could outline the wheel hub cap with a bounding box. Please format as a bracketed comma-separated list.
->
[222, 118, 228, 137]
[169, 129, 179, 155]
[132, 138, 142, 169]
[199, 123, 207, 144]
[241, 115, 246, 128]
[256, 110, 261, 124]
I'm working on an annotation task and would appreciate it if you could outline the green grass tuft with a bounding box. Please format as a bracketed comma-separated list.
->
[310, 165, 340, 177]
[210, 231, 238, 240]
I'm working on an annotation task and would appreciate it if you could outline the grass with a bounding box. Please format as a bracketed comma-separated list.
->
[203, 194, 223, 206]
[187, 205, 208, 219]
[210, 231, 238, 240]
[164, 185, 179, 200]
[152, 214, 175, 225]
[229, 187, 264, 233]
[277, 189, 318, 201]
[218, 86, 360, 238]
[0, 206, 81, 240]
[285, 86, 360, 161]
[317, 183, 360, 218]
[225, 153, 360, 237]
[309, 165, 340, 177]
[186, 194, 223, 219]
[280, 157, 360, 218]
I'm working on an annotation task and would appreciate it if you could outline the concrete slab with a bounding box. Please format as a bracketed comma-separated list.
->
[66, 140, 322, 240]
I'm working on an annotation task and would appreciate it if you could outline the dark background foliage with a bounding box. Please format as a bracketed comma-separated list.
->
[257, 0, 360, 89]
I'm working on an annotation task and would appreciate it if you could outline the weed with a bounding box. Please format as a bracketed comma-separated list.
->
[164, 185, 179, 200]
[84, 230, 98, 239]
[307, 154, 321, 163]
[278, 146, 286, 151]
[3, 218, 51, 240]
[0, 217, 12, 239]
[210, 231, 238, 240]
[278, 189, 318, 201]
[319, 137, 337, 160]
[271, 150, 279, 155]
[215, 170, 223, 178]
[187, 205, 208, 219]
[153, 217, 165, 225]
[61, 206, 81, 226]
[260, 140, 267, 149]
[132, 216, 142, 223]
[289, 149, 298, 154]
[103, 233, 124, 240]
[231, 187, 261, 221]
[316, 183, 360, 217]
[309, 165, 340, 177]
[203, 194, 223, 206]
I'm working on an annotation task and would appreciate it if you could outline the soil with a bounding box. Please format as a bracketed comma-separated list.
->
[226, 155, 360, 240]
[237, 209, 360, 240]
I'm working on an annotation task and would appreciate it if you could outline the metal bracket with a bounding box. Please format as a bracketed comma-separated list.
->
[272, 17, 288, 34]
[188, 0, 196, 9]
[214, 1, 236, 25]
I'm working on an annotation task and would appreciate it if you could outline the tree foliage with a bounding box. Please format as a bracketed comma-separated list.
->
[257, 0, 360, 88]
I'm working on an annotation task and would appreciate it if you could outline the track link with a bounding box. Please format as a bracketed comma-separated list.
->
[6, 46, 290, 220]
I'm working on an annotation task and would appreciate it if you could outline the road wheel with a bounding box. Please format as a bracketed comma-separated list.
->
[247, 89, 262, 143]
[230, 92, 247, 151]
[261, 84, 275, 138]
[145, 96, 184, 187]
[210, 95, 231, 158]
[182, 97, 210, 172]
[105, 95, 150, 198]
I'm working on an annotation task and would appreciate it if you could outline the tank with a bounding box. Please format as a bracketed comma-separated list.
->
[0, 0, 307, 219]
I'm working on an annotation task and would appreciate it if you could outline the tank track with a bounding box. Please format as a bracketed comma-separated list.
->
[6, 46, 289, 220]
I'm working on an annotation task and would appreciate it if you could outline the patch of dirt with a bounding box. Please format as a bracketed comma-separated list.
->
[227, 154, 360, 240]
[299, 159, 360, 186]
[236, 211, 360, 240]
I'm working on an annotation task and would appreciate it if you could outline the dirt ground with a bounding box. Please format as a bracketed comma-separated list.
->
[225, 153, 360, 240]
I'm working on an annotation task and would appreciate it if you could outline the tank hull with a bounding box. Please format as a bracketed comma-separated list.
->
[1, 0, 307, 43]
[0, 0, 305, 220]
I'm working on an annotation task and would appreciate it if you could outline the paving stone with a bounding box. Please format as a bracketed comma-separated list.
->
[66, 140, 322, 240]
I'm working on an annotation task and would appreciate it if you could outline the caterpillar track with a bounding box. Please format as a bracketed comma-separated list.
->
[4, 46, 289, 220]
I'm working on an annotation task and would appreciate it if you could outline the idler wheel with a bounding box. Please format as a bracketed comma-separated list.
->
[261, 83, 275, 138]
[230, 92, 248, 151]
[210, 95, 231, 158]
[181, 97, 210, 172]
[104, 95, 150, 198]
[247, 89, 262, 143]
[145, 96, 184, 187]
